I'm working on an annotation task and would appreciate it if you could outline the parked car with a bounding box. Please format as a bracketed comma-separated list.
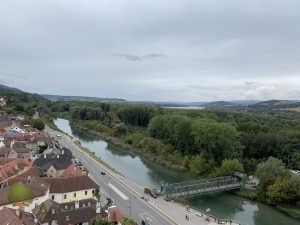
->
[101, 171, 106, 175]
[150, 190, 157, 198]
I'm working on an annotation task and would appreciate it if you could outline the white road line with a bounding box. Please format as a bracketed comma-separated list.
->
[108, 182, 129, 200]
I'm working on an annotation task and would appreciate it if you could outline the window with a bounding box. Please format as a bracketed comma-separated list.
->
[73, 193, 76, 197]
[64, 194, 67, 199]
[52, 195, 55, 200]
[85, 191, 87, 195]
[92, 190, 95, 194]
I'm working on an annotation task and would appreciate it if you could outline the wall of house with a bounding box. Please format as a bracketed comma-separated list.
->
[50, 188, 97, 204]
[46, 166, 64, 177]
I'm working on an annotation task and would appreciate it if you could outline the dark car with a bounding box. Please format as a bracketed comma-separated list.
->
[150, 190, 157, 198]
[141, 220, 150, 225]
[101, 171, 106, 175]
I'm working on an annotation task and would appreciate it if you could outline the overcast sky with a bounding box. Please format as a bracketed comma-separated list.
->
[1, 0, 300, 101]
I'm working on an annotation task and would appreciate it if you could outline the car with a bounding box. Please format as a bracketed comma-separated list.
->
[141, 220, 150, 225]
[150, 190, 157, 198]
[101, 171, 106, 175]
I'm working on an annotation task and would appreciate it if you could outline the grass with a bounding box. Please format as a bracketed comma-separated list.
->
[276, 204, 300, 220]
[8, 183, 34, 203]
[235, 189, 258, 200]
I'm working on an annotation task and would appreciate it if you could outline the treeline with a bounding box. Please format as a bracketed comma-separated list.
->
[48, 101, 300, 176]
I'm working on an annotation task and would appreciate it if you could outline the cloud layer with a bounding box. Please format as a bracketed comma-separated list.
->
[0, 0, 300, 101]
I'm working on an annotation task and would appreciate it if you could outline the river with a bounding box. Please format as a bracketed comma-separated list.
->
[54, 118, 299, 225]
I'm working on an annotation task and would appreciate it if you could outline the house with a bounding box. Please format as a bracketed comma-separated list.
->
[0, 207, 37, 225]
[107, 206, 124, 224]
[0, 147, 11, 157]
[0, 158, 32, 182]
[32, 198, 99, 225]
[0, 177, 50, 212]
[8, 146, 32, 159]
[43, 175, 99, 204]
[33, 154, 73, 177]
[62, 164, 86, 177]
[13, 127, 26, 134]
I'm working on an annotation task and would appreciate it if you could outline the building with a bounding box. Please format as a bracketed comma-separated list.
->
[0, 207, 37, 225]
[43, 175, 99, 204]
[0, 158, 32, 182]
[107, 206, 124, 224]
[33, 154, 73, 177]
[32, 198, 99, 225]
[0, 177, 49, 212]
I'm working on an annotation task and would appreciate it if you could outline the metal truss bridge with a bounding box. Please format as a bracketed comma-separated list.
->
[161, 176, 243, 198]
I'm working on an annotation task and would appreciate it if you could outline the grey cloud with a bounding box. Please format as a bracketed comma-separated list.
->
[0, 0, 300, 101]
[114, 53, 165, 62]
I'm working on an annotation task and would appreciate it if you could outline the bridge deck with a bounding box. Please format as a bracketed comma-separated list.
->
[163, 176, 243, 197]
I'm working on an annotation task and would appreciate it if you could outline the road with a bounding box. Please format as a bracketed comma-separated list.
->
[47, 128, 175, 225]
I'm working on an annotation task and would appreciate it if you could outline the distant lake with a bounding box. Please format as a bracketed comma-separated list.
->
[163, 106, 205, 110]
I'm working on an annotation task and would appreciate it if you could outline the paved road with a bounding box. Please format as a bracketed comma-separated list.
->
[47, 128, 175, 225]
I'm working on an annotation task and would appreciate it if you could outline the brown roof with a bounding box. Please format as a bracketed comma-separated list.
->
[33, 199, 97, 224]
[0, 178, 49, 205]
[13, 147, 31, 153]
[62, 165, 85, 177]
[43, 175, 99, 193]
[0, 207, 36, 225]
[0, 147, 11, 157]
[108, 206, 124, 222]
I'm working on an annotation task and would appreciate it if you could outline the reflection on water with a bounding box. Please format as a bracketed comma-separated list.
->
[54, 118, 300, 225]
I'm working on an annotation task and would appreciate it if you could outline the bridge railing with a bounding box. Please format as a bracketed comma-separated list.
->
[163, 176, 243, 197]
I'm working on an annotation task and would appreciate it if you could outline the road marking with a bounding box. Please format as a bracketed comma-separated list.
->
[108, 182, 129, 200]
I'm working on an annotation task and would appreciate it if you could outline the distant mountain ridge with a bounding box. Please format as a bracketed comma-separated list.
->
[0, 84, 23, 93]
[42, 94, 126, 102]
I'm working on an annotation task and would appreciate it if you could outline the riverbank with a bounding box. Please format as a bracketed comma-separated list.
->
[235, 189, 300, 220]
[69, 120, 187, 172]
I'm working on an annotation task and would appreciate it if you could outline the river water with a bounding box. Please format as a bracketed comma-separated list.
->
[54, 118, 299, 225]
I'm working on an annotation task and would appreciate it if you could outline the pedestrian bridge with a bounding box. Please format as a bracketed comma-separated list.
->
[161, 176, 243, 198]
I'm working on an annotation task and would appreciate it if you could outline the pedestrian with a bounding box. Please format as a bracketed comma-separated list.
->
[185, 215, 188, 220]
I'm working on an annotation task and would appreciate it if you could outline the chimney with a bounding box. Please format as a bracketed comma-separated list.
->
[75, 201, 79, 209]
[16, 209, 20, 217]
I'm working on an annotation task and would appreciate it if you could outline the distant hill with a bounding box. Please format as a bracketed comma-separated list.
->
[42, 94, 126, 103]
[0, 84, 23, 94]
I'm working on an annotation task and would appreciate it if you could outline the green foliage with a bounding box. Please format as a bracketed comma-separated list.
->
[191, 120, 242, 163]
[121, 218, 136, 225]
[8, 183, 34, 203]
[256, 157, 288, 197]
[218, 159, 244, 176]
[188, 153, 214, 176]
[31, 118, 45, 130]
[266, 177, 298, 205]
[149, 115, 194, 154]
[90, 219, 114, 225]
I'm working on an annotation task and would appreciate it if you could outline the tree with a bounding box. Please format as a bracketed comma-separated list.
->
[121, 218, 136, 225]
[256, 157, 289, 197]
[31, 118, 45, 130]
[191, 119, 242, 163]
[188, 153, 214, 176]
[219, 159, 244, 176]
[90, 219, 113, 225]
[266, 177, 299, 205]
